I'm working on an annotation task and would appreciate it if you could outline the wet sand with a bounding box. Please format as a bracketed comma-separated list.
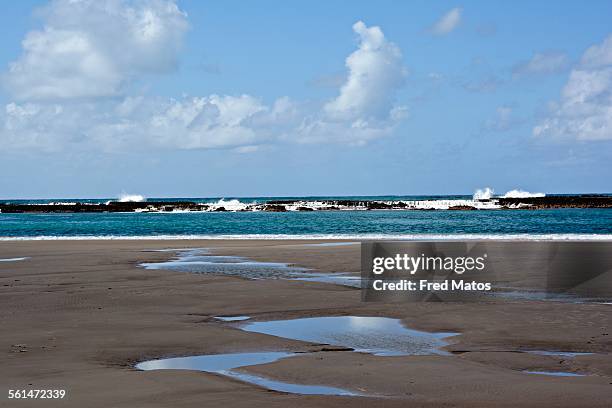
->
[1, 239, 612, 407]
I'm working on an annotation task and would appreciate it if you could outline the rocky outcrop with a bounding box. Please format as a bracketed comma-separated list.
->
[497, 195, 612, 209]
[1, 195, 610, 213]
[448, 205, 477, 210]
[366, 202, 393, 210]
[263, 205, 286, 212]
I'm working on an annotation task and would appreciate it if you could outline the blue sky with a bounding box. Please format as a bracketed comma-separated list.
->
[1, 0, 611, 198]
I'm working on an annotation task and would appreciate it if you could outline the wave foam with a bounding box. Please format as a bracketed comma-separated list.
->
[473, 187, 494, 200]
[208, 199, 249, 211]
[118, 193, 146, 203]
[502, 189, 546, 198]
[1, 234, 610, 241]
[473, 187, 546, 200]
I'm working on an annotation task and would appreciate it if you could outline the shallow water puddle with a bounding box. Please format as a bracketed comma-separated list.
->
[137, 316, 456, 395]
[301, 242, 359, 247]
[493, 288, 612, 304]
[242, 316, 457, 356]
[0, 257, 29, 262]
[141, 249, 307, 279]
[289, 272, 360, 287]
[136, 352, 359, 396]
[214, 315, 251, 322]
[524, 370, 587, 377]
[141, 248, 360, 287]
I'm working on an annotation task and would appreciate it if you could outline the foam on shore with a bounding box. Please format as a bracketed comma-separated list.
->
[1, 234, 611, 241]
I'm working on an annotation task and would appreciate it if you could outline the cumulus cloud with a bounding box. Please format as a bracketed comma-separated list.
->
[142, 94, 270, 149]
[430, 7, 462, 36]
[581, 35, 612, 68]
[1, 2, 408, 151]
[324, 21, 405, 121]
[533, 35, 612, 141]
[3, 0, 188, 101]
[3, 95, 273, 151]
[512, 51, 569, 77]
[295, 104, 408, 146]
[301, 21, 407, 144]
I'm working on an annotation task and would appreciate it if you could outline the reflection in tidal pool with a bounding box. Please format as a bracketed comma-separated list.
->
[136, 352, 359, 396]
[242, 316, 457, 356]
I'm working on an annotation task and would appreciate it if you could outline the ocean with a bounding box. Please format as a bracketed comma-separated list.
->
[1, 196, 611, 239]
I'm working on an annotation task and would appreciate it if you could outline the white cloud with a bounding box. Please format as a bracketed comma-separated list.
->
[324, 21, 405, 121]
[513, 51, 569, 77]
[430, 7, 462, 36]
[3, 95, 272, 151]
[3, 0, 188, 101]
[302, 21, 407, 144]
[1, 3, 408, 151]
[146, 95, 269, 149]
[534, 35, 612, 141]
[295, 106, 408, 146]
[581, 35, 612, 68]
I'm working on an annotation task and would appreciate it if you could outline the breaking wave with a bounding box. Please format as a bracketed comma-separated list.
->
[501, 189, 546, 198]
[207, 199, 249, 211]
[473, 187, 495, 200]
[118, 193, 146, 203]
[473, 187, 546, 200]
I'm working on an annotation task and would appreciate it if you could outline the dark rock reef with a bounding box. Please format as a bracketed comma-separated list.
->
[1, 195, 610, 213]
[448, 205, 477, 210]
[498, 195, 612, 209]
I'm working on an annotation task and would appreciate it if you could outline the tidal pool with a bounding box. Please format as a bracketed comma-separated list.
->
[289, 272, 360, 287]
[141, 249, 307, 279]
[524, 370, 586, 377]
[301, 242, 359, 247]
[141, 248, 360, 287]
[494, 288, 611, 304]
[215, 316, 251, 322]
[136, 352, 359, 396]
[0, 257, 28, 262]
[241, 316, 457, 356]
[137, 316, 457, 395]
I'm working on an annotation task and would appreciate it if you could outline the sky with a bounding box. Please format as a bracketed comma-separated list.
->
[0, 0, 611, 199]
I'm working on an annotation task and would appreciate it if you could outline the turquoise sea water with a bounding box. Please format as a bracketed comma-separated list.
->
[0, 195, 611, 238]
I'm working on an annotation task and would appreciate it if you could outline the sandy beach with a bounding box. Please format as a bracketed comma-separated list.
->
[2, 0, 611, 406]
[2, 239, 612, 407]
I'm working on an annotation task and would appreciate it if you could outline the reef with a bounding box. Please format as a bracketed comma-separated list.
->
[1, 195, 610, 213]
